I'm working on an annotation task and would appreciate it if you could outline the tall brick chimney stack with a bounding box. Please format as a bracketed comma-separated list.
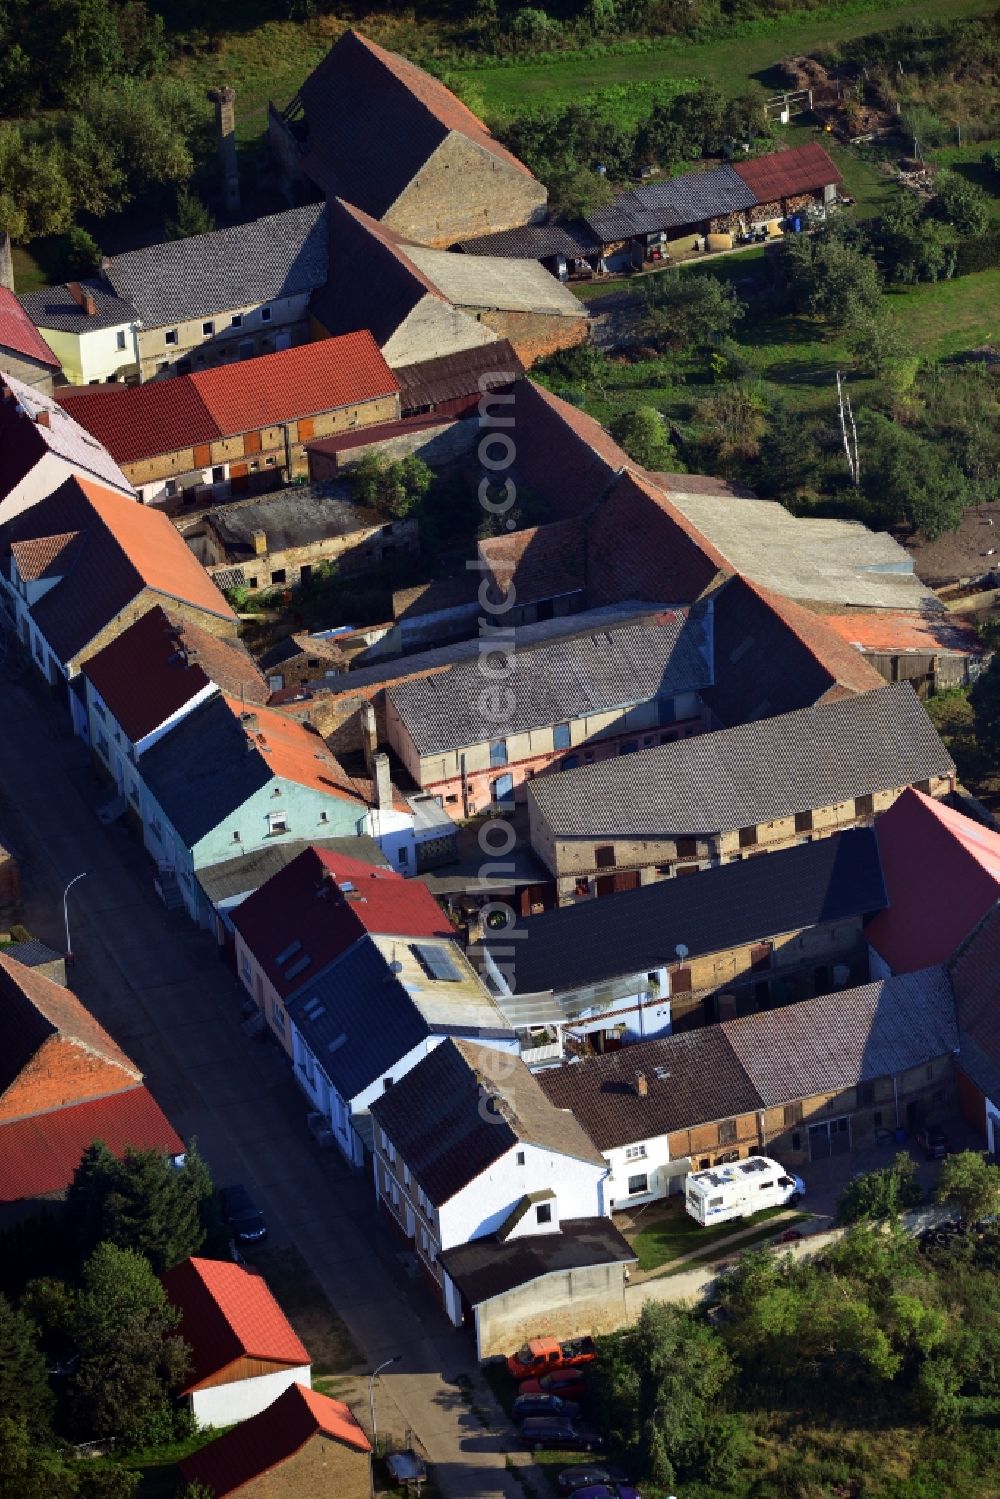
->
[208, 87, 241, 215]
[0, 232, 14, 293]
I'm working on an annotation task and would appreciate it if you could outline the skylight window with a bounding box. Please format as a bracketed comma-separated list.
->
[276, 939, 302, 966]
[410, 943, 461, 982]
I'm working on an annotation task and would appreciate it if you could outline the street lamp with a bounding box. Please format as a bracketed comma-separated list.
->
[63, 871, 87, 965]
[368, 1353, 401, 1456]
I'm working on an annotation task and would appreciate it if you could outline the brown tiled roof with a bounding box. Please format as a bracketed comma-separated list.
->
[312, 198, 441, 343]
[732, 142, 842, 200]
[510, 381, 628, 522]
[478, 518, 587, 605]
[9, 531, 82, 582]
[585, 467, 729, 607]
[951, 898, 1000, 1075]
[397, 342, 524, 411]
[296, 30, 538, 208]
[371, 1038, 604, 1206]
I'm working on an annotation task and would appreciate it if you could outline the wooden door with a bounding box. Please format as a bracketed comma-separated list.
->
[244, 430, 262, 454]
[193, 444, 211, 469]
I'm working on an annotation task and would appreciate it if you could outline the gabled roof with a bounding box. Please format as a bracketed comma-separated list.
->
[58, 334, 400, 464]
[231, 844, 451, 997]
[10, 531, 83, 582]
[584, 467, 729, 607]
[481, 827, 886, 998]
[0, 287, 59, 366]
[101, 203, 328, 328]
[295, 29, 537, 210]
[388, 609, 712, 756]
[196, 834, 389, 906]
[703, 575, 886, 727]
[0, 372, 133, 496]
[528, 683, 953, 841]
[82, 604, 268, 744]
[731, 142, 842, 200]
[161, 1257, 310, 1391]
[396, 340, 524, 411]
[370, 1038, 604, 1208]
[138, 695, 365, 847]
[0, 1085, 183, 1202]
[0, 475, 234, 663]
[18, 280, 136, 335]
[951, 899, 1000, 1087]
[539, 967, 957, 1149]
[314, 198, 443, 345]
[180, 1382, 370, 1497]
[505, 381, 628, 523]
[0, 952, 140, 1113]
[867, 789, 1000, 973]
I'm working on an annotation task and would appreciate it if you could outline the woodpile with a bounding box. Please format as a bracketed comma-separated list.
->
[785, 192, 820, 214]
[750, 200, 782, 224]
[710, 211, 748, 236]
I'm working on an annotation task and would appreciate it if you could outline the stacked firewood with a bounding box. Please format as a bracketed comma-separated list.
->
[709, 211, 748, 235]
[749, 200, 781, 224]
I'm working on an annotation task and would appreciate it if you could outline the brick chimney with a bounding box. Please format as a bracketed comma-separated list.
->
[251, 528, 267, 556]
[35, 409, 51, 429]
[0, 232, 14, 293]
[67, 281, 97, 317]
[635, 1071, 649, 1099]
[207, 86, 241, 215]
[373, 751, 393, 813]
[361, 702, 378, 773]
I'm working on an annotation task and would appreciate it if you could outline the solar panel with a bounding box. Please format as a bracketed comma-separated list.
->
[276, 939, 302, 966]
[410, 942, 461, 982]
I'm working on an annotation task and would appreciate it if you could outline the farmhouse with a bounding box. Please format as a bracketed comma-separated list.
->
[0, 288, 59, 391]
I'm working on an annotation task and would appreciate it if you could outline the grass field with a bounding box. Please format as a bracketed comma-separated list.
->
[627, 1201, 794, 1273]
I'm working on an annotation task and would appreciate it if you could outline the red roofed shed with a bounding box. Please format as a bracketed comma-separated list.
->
[732, 142, 842, 204]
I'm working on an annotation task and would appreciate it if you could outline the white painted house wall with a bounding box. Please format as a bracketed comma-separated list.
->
[0, 447, 132, 525]
[39, 320, 140, 386]
[436, 1141, 608, 1250]
[189, 1363, 312, 1429]
[361, 803, 418, 875]
[603, 1133, 675, 1209]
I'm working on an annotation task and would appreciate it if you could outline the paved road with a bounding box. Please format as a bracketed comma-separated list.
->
[0, 674, 537, 1499]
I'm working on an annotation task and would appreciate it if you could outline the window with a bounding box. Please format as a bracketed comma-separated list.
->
[676, 837, 698, 860]
[535, 1203, 552, 1225]
[784, 1102, 802, 1127]
[625, 1144, 647, 1161]
[203, 321, 214, 336]
[116, 329, 127, 351]
[489, 739, 508, 767]
[156, 360, 168, 374]
[874, 1110, 883, 1127]
[516, 1150, 525, 1166]
[268, 813, 288, 835]
[239, 339, 255, 360]
[854, 794, 874, 818]
[791, 1132, 802, 1151]
[397, 846, 409, 866]
[553, 722, 571, 751]
[232, 313, 243, 328]
[212, 466, 225, 483]
[271, 569, 286, 585]
[595, 845, 615, 869]
[164, 479, 178, 498]
[719, 1119, 737, 1145]
[857, 1082, 875, 1107]
[232, 830, 241, 842]
[739, 825, 757, 849]
[619, 740, 639, 755]
[260, 306, 272, 322]
[627, 1173, 648, 1195]
[165, 329, 178, 346]
[795, 810, 813, 833]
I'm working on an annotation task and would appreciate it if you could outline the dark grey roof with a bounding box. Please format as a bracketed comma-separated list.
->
[369, 1037, 604, 1207]
[585, 164, 755, 242]
[139, 694, 272, 846]
[458, 221, 601, 259]
[439, 1217, 636, 1305]
[102, 204, 329, 328]
[528, 684, 954, 840]
[19, 280, 136, 333]
[480, 827, 886, 997]
[388, 609, 712, 756]
[957, 1029, 1000, 1108]
[196, 835, 389, 905]
[724, 968, 958, 1106]
[1, 939, 63, 968]
[205, 483, 382, 558]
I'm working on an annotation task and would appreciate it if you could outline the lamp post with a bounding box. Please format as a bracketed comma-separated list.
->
[368, 1354, 401, 1497]
[63, 871, 87, 965]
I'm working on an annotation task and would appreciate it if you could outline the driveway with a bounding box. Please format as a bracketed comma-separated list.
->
[0, 673, 539, 1499]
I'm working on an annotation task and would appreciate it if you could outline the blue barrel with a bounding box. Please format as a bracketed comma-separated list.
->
[792, 216, 802, 233]
[895, 1127, 907, 1144]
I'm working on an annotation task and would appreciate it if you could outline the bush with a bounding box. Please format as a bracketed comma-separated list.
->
[838, 1153, 924, 1223]
[58, 226, 101, 279]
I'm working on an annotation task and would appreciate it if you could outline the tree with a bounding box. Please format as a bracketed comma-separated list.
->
[784, 224, 883, 325]
[165, 189, 216, 242]
[610, 406, 679, 469]
[0, 1418, 77, 1499]
[929, 170, 992, 237]
[971, 654, 1000, 760]
[838, 1153, 924, 1223]
[753, 403, 822, 498]
[643, 270, 744, 353]
[65, 1140, 213, 1273]
[547, 166, 613, 220]
[699, 380, 766, 462]
[70, 1243, 190, 1446]
[858, 411, 969, 539]
[844, 297, 913, 382]
[0, 123, 75, 240]
[346, 453, 433, 520]
[0, 1295, 54, 1442]
[59, 227, 102, 280]
[936, 1150, 1000, 1225]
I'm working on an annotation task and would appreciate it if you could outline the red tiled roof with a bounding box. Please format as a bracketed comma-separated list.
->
[58, 334, 400, 464]
[222, 697, 366, 805]
[732, 143, 842, 202]
[0, 1085, 183, 1202]
[82, 604, 267, 744]
[307, 411, 455, 456]
[180, 1382, 370, 1496]
[478, 518, 587, 605]
[161, 1257, 311, 1391]
[231, 844, 451, 997]
[0, 289, 59, 368]
[867, 788, 1000, 973]
[511, 381, 629, 523]
[9, 531, 82, 582]
[821, 611, 984, 657]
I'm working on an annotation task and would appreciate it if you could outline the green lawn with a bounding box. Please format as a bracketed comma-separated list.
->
[659, 1213, 811, 1275]
[888, 268, 1000, 355]
[928, 138, 1000, 216]
[627, 1201, 794, 1273]
[454, 0, 994, 116]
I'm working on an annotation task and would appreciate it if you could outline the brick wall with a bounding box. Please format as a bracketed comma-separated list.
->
[0, 351, 54, 393]
[0, 1037, 136, 1122]
[384, 131, 547, 248]
[477, 308, 588, 368]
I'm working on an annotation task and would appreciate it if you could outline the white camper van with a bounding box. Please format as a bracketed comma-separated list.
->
[684, 1155, 805, 1226]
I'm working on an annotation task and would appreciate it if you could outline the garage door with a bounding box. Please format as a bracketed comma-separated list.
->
[808, 1116, 851, 1160]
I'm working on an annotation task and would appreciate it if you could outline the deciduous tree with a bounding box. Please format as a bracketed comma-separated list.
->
[936, 1150, 1000, 1224]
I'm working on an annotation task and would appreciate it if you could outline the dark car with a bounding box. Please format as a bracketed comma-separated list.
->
[557, 1465, 630, 1493]
[916, 1126, 949, 1160]
[519, 1417, 603, 1452]
[219, 1183, 267, 1243]
[574, 1486, 643, 1499]
[519, 1369, 588, 1400]
[512, 1392, 582, 1423]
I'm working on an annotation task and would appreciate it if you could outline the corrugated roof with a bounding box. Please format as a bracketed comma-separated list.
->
[180, 1382, 369, 1497]
[370, 1038, 604, 1207]
[481, 827, 886, 997]
[396, 341, 524, 410]
[459, 221, 601, 258]
[58, 333, 400, 464]
[19, 280, 135, 335]
[439, 1217, 636, 1306]
[732, 142, 842, 201]
[0, 287, 60, 365]
[162, 1257, 310, 1391]
[528, 683, 954, 840]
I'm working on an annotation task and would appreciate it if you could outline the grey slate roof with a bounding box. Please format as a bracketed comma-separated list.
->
[20, 280, 136, 333]
[528, 683, 954, 840]
[196, 835, 389, 906]
[1, 939, 64, 968]
[458, 221, 601, 259]
[439, 1217, 636, 1305]
[205, 483, 382, 558]
[388, 609, 713, 756]
[369, 1037, 604, 1207]
[585, 164, 757, 243]
[479, 827, 886, 998]
[101, 204, 329, 328]
[724, 967, 959, 1106]
[139, 694, 273, 846]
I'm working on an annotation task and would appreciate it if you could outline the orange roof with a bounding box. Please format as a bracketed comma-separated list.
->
[822, 611, 985, 657]
[180, 1382, 370, 1496]
[161, 1257, 310, 1391]
[222, 696, 365, 803]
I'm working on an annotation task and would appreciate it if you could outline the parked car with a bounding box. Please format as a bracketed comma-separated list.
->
[556, 1464, 630, 1493]
[519, 1417, 603, 1452]
[916, 1126, 949, 1160]
[507, 1335, 597, 1380]
[219, 1183, 267, 1243]
[513, 1392, 582, 1422]
[519, 1369, 587, 1400]
[574, 1486, 642, 1499]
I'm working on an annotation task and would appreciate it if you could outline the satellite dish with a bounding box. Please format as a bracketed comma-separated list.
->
[675, 943, 689, 960]
[389, 960, 403, 974]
